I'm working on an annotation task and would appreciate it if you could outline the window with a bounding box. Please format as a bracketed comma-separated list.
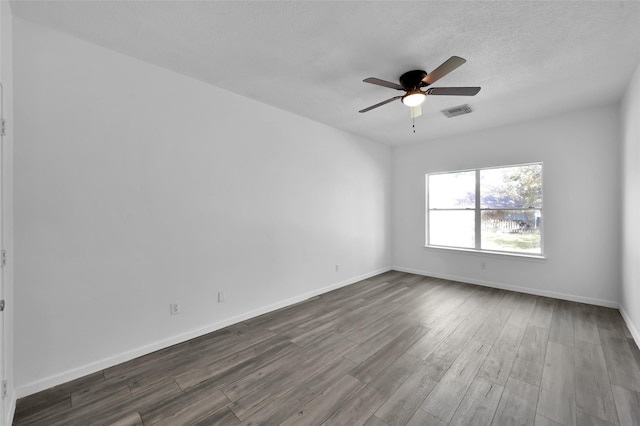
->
[426, 163, 543, 255]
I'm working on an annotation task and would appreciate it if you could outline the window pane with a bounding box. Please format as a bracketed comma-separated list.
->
[481, 209, 542, 253]
[429, 210, 475, 248]
[480, 164, 542, 209]
[429, 171, 475, 209]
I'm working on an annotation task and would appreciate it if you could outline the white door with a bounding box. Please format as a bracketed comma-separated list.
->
[0, 81, 5, 426]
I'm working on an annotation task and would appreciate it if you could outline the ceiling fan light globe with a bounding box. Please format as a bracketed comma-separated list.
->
[402, 91, 427, 107]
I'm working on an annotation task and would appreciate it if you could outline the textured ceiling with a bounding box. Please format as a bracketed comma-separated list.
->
[10, 1, 640, 145]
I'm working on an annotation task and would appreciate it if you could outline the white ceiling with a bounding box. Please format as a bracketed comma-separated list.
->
[10, 1, 640, 145]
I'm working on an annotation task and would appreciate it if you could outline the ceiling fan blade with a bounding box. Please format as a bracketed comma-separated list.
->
[427, 87, 481, 96]
[363, 77, 404, 90]
[359, 96, 402, 113]
[422, 56, 466, 86]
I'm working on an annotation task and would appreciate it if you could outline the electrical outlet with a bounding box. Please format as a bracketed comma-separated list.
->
[169, 302, 181, 315]
[218, 291, 224, 303]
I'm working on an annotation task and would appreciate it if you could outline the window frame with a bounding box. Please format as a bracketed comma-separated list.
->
[425, 162, 544, 258]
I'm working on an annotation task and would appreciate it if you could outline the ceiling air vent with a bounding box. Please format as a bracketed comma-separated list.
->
[441, 104, 472, 118]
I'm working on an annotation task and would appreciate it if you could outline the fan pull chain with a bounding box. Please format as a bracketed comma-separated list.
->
[412, 117, 416, 133]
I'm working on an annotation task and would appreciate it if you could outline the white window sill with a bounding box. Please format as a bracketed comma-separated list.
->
[424, 245, 546, 262]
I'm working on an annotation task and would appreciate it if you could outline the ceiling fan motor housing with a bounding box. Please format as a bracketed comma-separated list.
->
[399, 70, 428, 89]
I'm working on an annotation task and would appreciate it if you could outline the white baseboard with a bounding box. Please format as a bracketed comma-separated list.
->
[16, 266, 391, 399]
[392, 266, 620, 308]
[619, 305, 640, 347]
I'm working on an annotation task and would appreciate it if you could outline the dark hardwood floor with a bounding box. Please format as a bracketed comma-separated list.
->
[13, 271, 640, 425]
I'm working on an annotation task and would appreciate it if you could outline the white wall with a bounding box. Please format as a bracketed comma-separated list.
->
[392, 104, 621, 306]
[621, 61, 640, 343]
[0, 1, 15, 424]
[13, 18, 391, 395]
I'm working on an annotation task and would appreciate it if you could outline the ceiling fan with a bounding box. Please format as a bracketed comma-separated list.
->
[359, 56, 481, 117]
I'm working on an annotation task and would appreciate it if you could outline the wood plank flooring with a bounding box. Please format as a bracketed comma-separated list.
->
[13, 271, 640, 426]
